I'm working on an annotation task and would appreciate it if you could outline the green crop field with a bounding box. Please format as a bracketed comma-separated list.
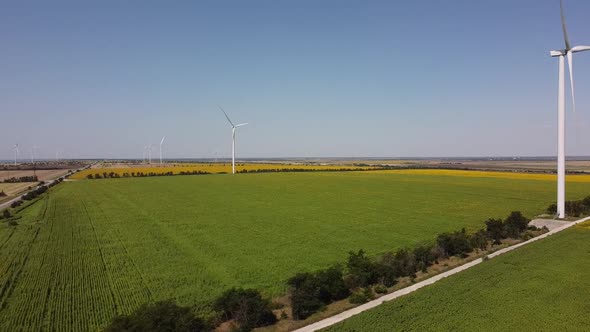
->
[323, 222, 590, 332]
[0, 171, 589, 331]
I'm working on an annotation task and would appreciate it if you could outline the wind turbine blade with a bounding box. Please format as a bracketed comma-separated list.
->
[567, 51, 575, 112]
[235, 123, 248, 127]
[571, 45, 590, 53]
[218, 105, 235, 127]
[160, 136, 166, 145]
[560, 0, 571, 50]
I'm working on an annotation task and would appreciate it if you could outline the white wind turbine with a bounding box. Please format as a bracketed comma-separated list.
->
[30, 146, 40, 163]
[147, 144, 153, 164]
[13, 144, 19, 166]
[550, 0, 590, 218]
[218, 105, 248, 174]
[159, 136, 166, 165]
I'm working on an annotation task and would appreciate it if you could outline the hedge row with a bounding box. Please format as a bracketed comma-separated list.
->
[287, 211, 536, 319]
[547, 195, 590, 217]
[2, 175, 39, 183]
[106, 288, 276, 332]
[86, 170, 210, 179]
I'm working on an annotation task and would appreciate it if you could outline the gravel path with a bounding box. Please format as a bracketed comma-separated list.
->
[294, 216, 590, 332]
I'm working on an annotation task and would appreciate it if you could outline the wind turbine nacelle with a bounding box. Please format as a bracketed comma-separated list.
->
[550, 50, 566, 57]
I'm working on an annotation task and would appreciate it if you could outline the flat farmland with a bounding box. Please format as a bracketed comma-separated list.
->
[0, 182, 36, 198]
[1, 170, 589, 331]
[0, 169, 71, 182]
[324, 222, 590, 332]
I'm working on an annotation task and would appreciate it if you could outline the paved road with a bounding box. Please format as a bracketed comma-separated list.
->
[294, 216, 590, 332]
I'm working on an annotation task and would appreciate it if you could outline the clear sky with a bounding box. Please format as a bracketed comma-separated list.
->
[1, 0, 590, 160]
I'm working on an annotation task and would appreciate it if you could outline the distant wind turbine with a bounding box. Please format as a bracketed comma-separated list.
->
[550, 0, 590, 218]
[218, 105, 248, 174]
[147, 145, 153, 164]
[159, 136, 166, 165]
[13, 144, 19, 165]
[30, 146, 39, 163]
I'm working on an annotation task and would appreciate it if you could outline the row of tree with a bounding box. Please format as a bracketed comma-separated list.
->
[286, 211, 535, 320]
[86, 170, 210, 179]
[3, 175, 39, 183]
[106, 288, 277, 332]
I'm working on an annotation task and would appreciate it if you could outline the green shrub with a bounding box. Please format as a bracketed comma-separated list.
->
[315, 265, 350, 303]
[213, 288, 277, 331]
[374, 284, 388, 294]
[375, 252, 398, 287]
[348, 290, 369, 304]
[2, 209, 11, 219]
[392, 248, 417, 278]
[485, 218, 506, 244]
[470, 229, 489, 251]
[288, 272, 326, 320]
[346, 250, 378, 288]
[412, 244, 436, 272]
[348, 288, 374, 304]
[104, 300, 206, 332]
[436, 229, 473, 257]
[287, 266, 349, 320]
[504, 211, 529, 238]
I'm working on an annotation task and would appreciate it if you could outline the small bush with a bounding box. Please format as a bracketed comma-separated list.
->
[470, 229, 489, 251]
[346, 250, 379, 288]
[348, 288, 373, 304]
[485, 218, 506, 244]
[315, 265, 349, 303]
[104, 300, 206, 332]
[213, 288, 277, 331]
[288, 273, 325, 320]
[374, 284, 388, 294]
[436, 229, 473, 257]
[7, 221, 18, 227]
[504, 211, 529, 238]
[288, 266, 348, 320]
[392, 248, 417, 278]
[412, 244, 436, 272]
[0, 191, 6, 197]
[348, 290, 369, 304]
[2, 210, 11, 219]
[375, 252, 398, 287]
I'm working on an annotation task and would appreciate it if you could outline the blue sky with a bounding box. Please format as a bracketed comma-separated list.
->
[1, 0, 590, 159]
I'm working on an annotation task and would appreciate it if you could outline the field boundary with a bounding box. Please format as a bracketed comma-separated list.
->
[293, 215, 590, 332]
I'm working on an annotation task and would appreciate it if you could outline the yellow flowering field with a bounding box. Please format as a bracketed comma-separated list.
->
[372, 169, 590, 183]
[70, 163, 373, 179]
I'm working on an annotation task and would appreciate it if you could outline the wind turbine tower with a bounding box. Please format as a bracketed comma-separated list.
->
[218, 105, 248, 174]
[159, 136, 166, 165]
[550, 0, 590, 218]
[13, 144, 19, 166]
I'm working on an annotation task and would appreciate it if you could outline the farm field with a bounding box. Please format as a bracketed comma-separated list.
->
[0, 169, 72, 182]
[323, 221, 590, 332]
[0, 182, 37, 198]
[1, 170, 589, 331]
